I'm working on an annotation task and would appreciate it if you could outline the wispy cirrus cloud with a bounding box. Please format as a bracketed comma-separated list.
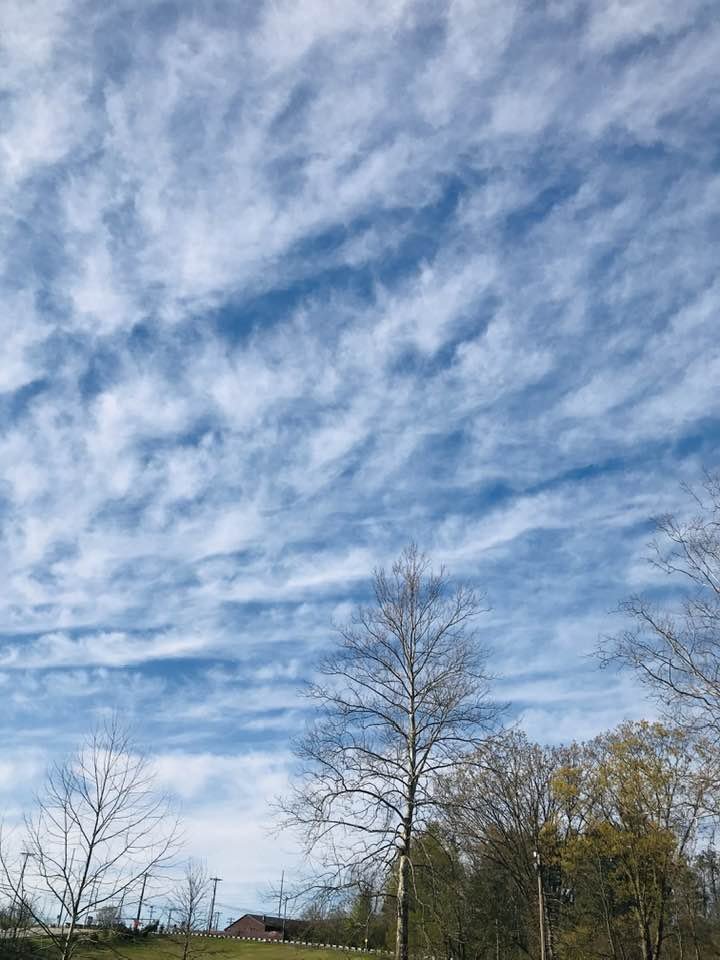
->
[0, 0, 718, 914]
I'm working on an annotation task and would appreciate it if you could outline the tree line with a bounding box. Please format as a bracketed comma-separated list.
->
[282, 476, 720, 960]
[3, 474, 720, 960]
[302, 720, 718, 960]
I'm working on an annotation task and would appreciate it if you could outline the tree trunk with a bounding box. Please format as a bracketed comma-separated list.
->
[396, 851, 411, 960]
[653, 908, 665, 960]
[60, 906, 79, 960]
[639, 922, 654, 960]
[597, 859, 620, 960]
[687, 904, 701, 960]
[543, 891, 555, 960]
[60, 926, 74, 960]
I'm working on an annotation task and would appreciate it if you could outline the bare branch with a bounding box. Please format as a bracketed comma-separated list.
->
[278, 544, 501, 960]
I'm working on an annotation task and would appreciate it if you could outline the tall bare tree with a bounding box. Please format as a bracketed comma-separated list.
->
[600, 472, 720, 737]
[281, 545, 498, 960]
[169, 860, 209, 960]
[0, 719, 178, 960]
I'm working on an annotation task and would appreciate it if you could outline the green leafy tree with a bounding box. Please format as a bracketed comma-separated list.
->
[562, 722, 713, 960]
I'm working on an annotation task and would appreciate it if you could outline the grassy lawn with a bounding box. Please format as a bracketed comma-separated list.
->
[80, 937, 364, 960]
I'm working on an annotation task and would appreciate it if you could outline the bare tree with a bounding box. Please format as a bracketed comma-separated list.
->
[281, 545, 498, 960]
[0, 889, 39, 960]
[0, 719, 178, 960]
[600, 472, 720, 738]
[169, 860, 209, 960]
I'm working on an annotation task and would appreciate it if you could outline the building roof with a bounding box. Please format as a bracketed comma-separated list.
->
[225, 913, 298, 933]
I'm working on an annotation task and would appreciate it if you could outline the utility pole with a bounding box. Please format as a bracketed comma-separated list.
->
[86, 877, 99, 925]
[282, 894, 288, 942]
[135, 873, 149, 929]
[59, 848, 76, 928]
[118, 887, 127, 926]
[208, 877, 222, 933]
[533, 851, 546, 960]
[149, 905, 155, 921]
[19, 850, 32, 889]
[278, 870, 284, 922]
[19, 851, 31, 894]
[13, 851, 32, 924]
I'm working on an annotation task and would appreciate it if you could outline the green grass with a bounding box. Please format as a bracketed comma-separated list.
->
[81, 936, 364, 960]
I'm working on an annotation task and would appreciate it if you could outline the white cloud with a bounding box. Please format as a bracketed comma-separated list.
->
[584, 0, 708, 52]
[0, 751, 46, 796]
[0, 0, 718, 884]
[0, 629, 211, 670]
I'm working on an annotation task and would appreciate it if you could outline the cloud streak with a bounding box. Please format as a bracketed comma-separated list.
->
[0, 0, 718, 913]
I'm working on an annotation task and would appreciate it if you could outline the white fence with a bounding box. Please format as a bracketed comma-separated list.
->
[189, 932, 390, 953]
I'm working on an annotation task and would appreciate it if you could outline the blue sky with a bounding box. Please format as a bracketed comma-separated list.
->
[1, 0, 719, 923]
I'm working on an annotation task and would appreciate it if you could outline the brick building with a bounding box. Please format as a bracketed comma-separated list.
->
[224, 914, 304, 940]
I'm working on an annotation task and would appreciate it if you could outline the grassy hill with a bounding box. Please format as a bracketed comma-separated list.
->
[81, 936, 369, 960]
